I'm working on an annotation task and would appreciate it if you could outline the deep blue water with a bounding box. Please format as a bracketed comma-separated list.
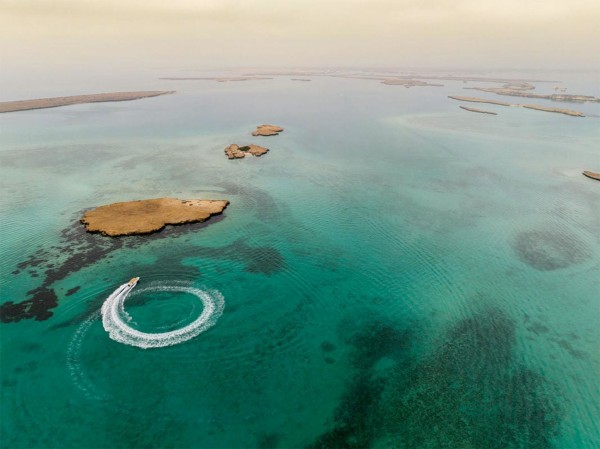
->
[1, 72, 599, 448]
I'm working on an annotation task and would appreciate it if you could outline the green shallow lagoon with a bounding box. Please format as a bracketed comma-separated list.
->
[1, 74, 599, 448]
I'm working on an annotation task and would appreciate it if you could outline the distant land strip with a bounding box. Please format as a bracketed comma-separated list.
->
[464, 87, 600, 104]
[449, 96, 585, 117]
[0, 91, 175, 113]
[521, 104, 585, 117]
[160, 77, 273, 82]
[448, 96, 512, 106]
[243, 71, 559, 84]
[459, 106, 497, 115]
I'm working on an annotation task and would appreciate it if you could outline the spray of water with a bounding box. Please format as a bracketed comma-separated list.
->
[101, 282, 224, 349]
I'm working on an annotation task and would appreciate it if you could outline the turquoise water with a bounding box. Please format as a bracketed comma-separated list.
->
[1, 73, 599, 448]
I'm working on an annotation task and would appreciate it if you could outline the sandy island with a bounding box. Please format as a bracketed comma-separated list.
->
[582, 171, 600, 181]
[81, 198, 229, 236]
[448, 96, 512, 107]
[449, 96, 585, 117]
[0, 91, 175, 113]
[464, 87, 599, 104]
[382, 79, 444, 87]
[252, 124, 284, 136]
[459, 106, 497, 115]
[225, 144, 269, 159]
[521, 104, 585, 117]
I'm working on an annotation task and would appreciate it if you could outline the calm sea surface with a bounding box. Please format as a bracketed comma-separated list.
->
[1, 72, 599, 448]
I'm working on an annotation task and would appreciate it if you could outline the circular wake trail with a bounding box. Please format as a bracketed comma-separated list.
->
[101, 282, 224, 349]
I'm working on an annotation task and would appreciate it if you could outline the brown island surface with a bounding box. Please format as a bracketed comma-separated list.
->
[583, 171, 600, 181]
[81, 198, 229, 236]
[459, 106, 498, 115]
[225, 144, 269, 159]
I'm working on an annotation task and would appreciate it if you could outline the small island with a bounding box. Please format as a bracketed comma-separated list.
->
[449, 96, 585, 117]
[459, 106, 497, 115]
[81, 198, 229, 236]
[0, 91, 175, 113]
[252, 124, 284, 136]
[464, 86, 599, 103]
[224, 144, 269, 159]
[582, 171, 600, 181]
[382, 79, 444, 87]
[160, 77, 272, 82]
[521, 104, 584, 117]
[448, 96, 512, 107]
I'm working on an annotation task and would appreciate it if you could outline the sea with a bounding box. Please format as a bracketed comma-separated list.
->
[1, 68, 599, 448]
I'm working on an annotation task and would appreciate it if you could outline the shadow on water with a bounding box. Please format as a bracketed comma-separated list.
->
[309, 308, 562, 449]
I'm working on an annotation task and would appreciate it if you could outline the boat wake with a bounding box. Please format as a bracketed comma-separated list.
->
[101, 281, 224, 349]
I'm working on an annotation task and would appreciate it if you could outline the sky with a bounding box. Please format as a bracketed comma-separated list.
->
[1, 0, 599, 71]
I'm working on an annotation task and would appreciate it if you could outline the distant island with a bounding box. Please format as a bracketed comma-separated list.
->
[81, 198, 229, 236]
[252, 124, 284, 136]
[459, 106, 497, 115]
[381, 79, 444, 87]
[448, 96, 511, 107]
[582, 171, 600, 181]
[160, 77, 272, 82]
[521, 104, 585, 117]
[0, 91, 175, 113]
[449, 96, 585, 117]
[464, 86, 599, 103]
[225, 144, 269, 159]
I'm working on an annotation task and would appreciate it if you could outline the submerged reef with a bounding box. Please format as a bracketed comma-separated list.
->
[513, 230, 591, 271]
[309, 308, 562, 449]
[81, 198, 229, 236]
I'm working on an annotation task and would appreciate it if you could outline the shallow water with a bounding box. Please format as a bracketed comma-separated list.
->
[1, 72, 599, 448]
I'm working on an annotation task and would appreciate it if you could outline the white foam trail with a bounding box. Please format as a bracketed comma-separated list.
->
[66, 311, 109, 401]
[101, 282, 224, 349]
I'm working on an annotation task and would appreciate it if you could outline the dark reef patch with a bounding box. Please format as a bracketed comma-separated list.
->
[344, 320, 412, 369]
[256, 432, 281, 449]
[309, 373, 386, 449]
[527, 321, 550, 335]
[308, 308, 563, 449]
[3, 211, 282, 324]
[552, 338, 589, 360]
[320, 341, 336, 352]
[513, 230, 590, 271]
[65, 286, 81, 297]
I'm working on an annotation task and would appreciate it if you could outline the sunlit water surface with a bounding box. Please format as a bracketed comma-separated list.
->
[1, 72, 599, 448]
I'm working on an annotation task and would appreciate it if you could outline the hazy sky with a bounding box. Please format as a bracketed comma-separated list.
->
[1, 0, 599, 71]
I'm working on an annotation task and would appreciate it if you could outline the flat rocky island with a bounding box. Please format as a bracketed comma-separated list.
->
[459, 106, 497, 115]
[252, 124, 284, 136]
[225, 144, 269, 159]
[81, 198, 229, 236]
[0, 91, 175, 113]
[582, 171, 600, 181]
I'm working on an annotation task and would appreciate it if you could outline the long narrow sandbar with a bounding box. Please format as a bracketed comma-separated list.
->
[448, 96, 512, 107]
[459, 106, 497, 115]
[521, 104, 584, 117]
[0, 91, 175, 113]
[582, 171, 600, 181]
